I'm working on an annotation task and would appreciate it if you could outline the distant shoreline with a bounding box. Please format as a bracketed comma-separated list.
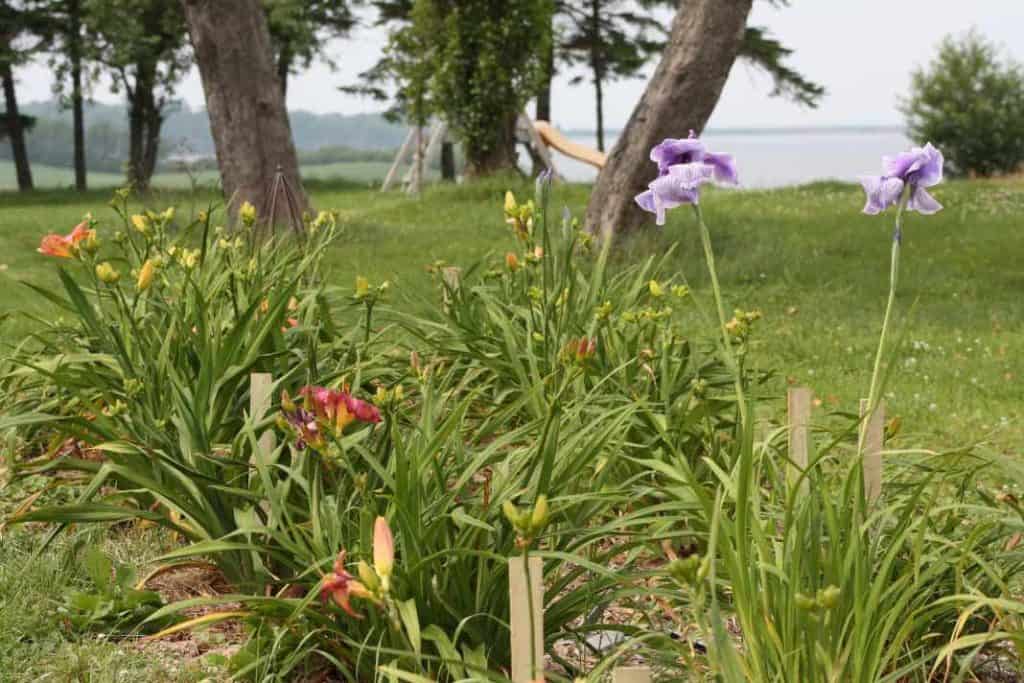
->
[563, 124, 905, 137]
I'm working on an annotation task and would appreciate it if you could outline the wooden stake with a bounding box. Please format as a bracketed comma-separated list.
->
[249, 372, 275, 467]
[509, 555, 543, 683]
[381, 128, 415, 191]
[787, 387, 812, 492]
[859, 399, 884, 502]
[613, 667, 652, 683]
[407, 126, 424, 195]
[518, 112, 559, 180]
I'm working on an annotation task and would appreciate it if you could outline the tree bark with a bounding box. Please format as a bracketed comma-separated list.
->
[589, 0, 604, 153]
[1, 61, 33, 192]
[182, 0, 308, 218]
[535, 25, 553, 122]
[440, 140, 455, 181]
[276, 42, 291, 98]
[464, 112, 518, 177]
[585, 0, 752, 234]
[69, 0, 87, 191]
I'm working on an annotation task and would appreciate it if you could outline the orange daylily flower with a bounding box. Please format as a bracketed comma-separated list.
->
[321, 550, 373, 618]
[37, 221, 93, 258]
[38, 234, 74, 258]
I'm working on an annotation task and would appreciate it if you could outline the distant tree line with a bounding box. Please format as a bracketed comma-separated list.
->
[3, 0, 822, 226]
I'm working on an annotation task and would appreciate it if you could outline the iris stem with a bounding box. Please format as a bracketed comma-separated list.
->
[523, 544, 539, 680]
[692, 205, 748, 429]
[862, 193, 909, 454]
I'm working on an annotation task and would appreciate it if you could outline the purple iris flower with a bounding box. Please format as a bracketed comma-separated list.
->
[635, 131, 738, 225]
[860, 143, 943, 216]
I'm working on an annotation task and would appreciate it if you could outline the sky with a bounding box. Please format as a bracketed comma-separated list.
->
[12, 0, 1024, 131]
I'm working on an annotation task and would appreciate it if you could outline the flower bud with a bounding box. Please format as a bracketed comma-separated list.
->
[239, 201, 257, 227]
[95, 262, 120, 284]
[794, 592, 818, 611]
[137, 259, 155, 291]
[504, 191, 517, 214]
[529, 495, 549, 533]
[131, 214, 149, 234]
[649, 280, 665, 298]
[505, 252, 520, 272]
[817, 585, 841, 609]
[667, 555, 700, 585]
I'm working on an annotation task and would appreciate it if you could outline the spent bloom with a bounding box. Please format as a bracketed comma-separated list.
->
[860, 142, 944, 217]
[635, 131, 739, 225]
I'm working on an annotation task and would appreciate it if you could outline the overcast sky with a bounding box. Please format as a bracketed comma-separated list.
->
[13, 1, 1024, 131]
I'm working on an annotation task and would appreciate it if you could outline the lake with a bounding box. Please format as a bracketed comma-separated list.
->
[545, 128, 912, 188]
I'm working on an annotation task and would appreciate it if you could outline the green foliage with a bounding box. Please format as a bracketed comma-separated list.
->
[262, 0, 359, 92]
[61, 544, 175, 635]
[416, 0, 552, 172]
[904, 31, 1024, 177]
[1, 191, 350, 586]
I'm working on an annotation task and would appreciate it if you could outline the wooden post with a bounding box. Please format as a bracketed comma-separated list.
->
[614, 667, 652, 683]
[509, 555, 544, 683]
[381, 128, 415, 191]
[518, 112, 560, 180]
[787, 387, 812, 492]
[407, 126, 424, 195]
[859, 399, 884, 502]
[423, 121, 447, 168]
[250, 372, 275, 466]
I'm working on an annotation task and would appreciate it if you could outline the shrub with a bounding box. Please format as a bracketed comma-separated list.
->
[903, 31, 1024, 177]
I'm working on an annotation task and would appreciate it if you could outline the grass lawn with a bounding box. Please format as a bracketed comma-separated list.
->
[0, 160, 396, 191]
[1, 175, 1022, 679]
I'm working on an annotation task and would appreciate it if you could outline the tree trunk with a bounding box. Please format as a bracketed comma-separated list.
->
[127, 93, 144, 189]
[440, 140, 455, 181]
[142, 106, 163, 185]
[535, 26, 553, 122]
[464, 112, 517, 177]
[2, 61, 34, 192]
[585, 0, 752, 234]
[182, 0, 308, 218]
[590, 0, 604, 153]
[69, 0, 87, 191]
[276, 42, 291, 98]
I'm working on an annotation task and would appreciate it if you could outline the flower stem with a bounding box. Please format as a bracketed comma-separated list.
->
[692, 205, 748, 429]
[522, 545, 539, 681]
[862, 193, 908, 450]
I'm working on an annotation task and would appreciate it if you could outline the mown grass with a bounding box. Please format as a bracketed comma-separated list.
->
[1, 175, 1022, 679]
[0, 160, 395, 191]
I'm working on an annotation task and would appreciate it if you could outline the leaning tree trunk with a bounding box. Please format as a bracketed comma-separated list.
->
[182, 0, 308, 219]
[2, 61, 33, 192]
[585, 0, 752, 234]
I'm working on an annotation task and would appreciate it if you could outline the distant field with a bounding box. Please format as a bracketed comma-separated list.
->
[0, 160, 399, 190]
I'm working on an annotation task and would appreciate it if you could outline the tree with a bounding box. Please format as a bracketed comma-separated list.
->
[557, 0, 661, 151]
[417, 0, 552, 176]
[36, 0, 93, 190]
[547, 1, 822, 150]
[263, 0, 360, 97]
[182, 0, 308, 218]
[584, 0, 752, 234]
[86, 0, 191, 190]
[1, 0, 48, 191]
[903, 31, 1024, 177]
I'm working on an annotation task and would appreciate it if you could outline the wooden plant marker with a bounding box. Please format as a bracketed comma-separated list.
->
[787, 387, 812, 493]
[509, 555, 544, 683]
[249, 372, 275, 467]
[859, 399, 885, 502]
[613, 666, 652, 683]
